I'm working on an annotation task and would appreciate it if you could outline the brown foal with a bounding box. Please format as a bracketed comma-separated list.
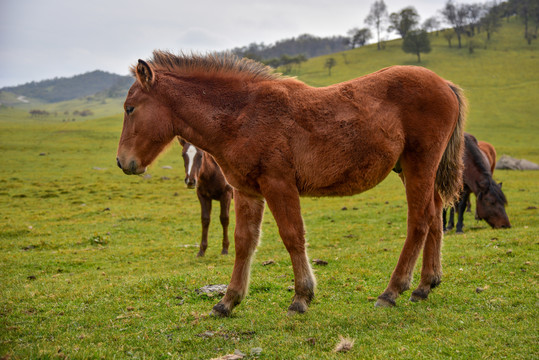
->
[179, 138, 233, 257]
[117, 51, 467, 316]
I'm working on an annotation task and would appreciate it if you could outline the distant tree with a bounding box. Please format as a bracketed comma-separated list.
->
[262, 54, 307, 74]
[467, 3, 486, 35]
[388, 7, 420, 38]
[423, 16, 442, 35]
[263, 58, 281, 68]
[29, 109, 49, 118]
[79, 109, 94, 117]
[481, 2, 503, 40]
[467, 37, 483, 53]
[324, 58, 337, 76]
[402, 30, 431, 62]
[232, 34, 349, 61]
[443, 29, 456, 47]
[365, 0, 389, 50]
[441, 0, 470, 48]
[510, 0, 539, 44]
[347, 27, 373, 48]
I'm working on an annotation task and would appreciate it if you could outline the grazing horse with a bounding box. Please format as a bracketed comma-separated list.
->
[179, 138, 233, 257]
[117, 51, 466, 315]
[443, 134, 510, 233]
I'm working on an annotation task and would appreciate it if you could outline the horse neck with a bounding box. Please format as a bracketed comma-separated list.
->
[199, 152, 220, 180]
[159, 74, 249, 154]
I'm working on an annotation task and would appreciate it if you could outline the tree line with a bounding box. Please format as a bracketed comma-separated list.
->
[231, 34, 348, 72]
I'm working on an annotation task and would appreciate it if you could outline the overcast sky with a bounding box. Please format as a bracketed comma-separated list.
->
[0, 0, 451, 88]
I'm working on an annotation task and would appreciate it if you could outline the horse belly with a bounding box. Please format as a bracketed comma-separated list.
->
[296, 145, 400, 197]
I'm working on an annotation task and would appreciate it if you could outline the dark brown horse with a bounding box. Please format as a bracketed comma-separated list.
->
[179, 138, 233, 257]
[116, 51, 466, 315]
[443, 134, 510, 233]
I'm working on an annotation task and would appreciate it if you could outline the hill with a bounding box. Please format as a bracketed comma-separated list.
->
[0, 70, 132, 104]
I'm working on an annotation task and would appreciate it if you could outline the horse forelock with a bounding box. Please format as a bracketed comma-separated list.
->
[131, 50, 285, 82]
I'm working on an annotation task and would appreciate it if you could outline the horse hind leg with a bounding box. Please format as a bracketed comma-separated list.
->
[376, 162, 439, 307]
[197, 193, 212, 257]
[410, 191, 444, 302]
[211, 190, 265, 317]
[219, 191, 232, 255]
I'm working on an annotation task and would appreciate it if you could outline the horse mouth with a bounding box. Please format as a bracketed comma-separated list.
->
[117, 158, 146, 175]
[186, 183, 196, 189]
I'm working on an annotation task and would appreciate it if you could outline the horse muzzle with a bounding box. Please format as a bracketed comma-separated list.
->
[117, 157, 146, 175]
[185, 177, 197, 189]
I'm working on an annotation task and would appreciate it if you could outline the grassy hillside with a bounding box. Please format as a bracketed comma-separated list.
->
[1, 20, 538, 359]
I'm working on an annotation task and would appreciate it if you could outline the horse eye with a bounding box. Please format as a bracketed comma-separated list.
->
[125, 106, 135, 115]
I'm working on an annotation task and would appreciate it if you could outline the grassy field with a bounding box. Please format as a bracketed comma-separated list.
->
[1, 21, 538, 359]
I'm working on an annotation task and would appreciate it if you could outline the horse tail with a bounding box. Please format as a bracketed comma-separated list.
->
[436, 82, 467, 206]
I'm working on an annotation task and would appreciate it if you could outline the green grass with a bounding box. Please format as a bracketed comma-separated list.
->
[1, 21, 538, 359]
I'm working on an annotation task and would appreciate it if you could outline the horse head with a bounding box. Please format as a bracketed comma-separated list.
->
[180, 139, 203, 189]
[116, 60, 176, 175]
[475, 179, 511, 229]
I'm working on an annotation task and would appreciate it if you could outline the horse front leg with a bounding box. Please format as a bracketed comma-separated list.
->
[442, 208, 448, 232]
[197, 191, 212, 257]
[259, 177, 316, 315]
[211, 189, 265, 317]
[219, 190, 232, 255]
[447, 206, 455, 231]
[456, 191, 469, 234]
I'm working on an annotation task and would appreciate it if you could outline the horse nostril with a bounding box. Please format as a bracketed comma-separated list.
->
[116, 157, 122, 169]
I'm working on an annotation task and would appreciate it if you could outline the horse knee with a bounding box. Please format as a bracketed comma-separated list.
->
[201, 216, 211, 228]
[220, 215, 229, 226]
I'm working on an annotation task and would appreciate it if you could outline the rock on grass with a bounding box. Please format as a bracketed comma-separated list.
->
[334, 335, 354, 353]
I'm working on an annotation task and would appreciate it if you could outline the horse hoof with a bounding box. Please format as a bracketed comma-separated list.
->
[374, 294, 396, 307]
[410, 289, 429, 302]
[221, 250, 228, 255]
[286, 309, 300, 316]
[287, 301, 308, 315]
[210, 303, 231, 317]
[197, 252, 205, 257]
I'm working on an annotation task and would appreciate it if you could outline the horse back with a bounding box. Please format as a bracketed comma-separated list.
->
[478, 141, 497, 174]
[288, 66, 460, 196]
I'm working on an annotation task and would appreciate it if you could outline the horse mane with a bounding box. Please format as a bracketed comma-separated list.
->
[465, 133, 507, 204]
[132, 50, 286, 82]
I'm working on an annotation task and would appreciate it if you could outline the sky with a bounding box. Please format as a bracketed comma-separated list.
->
[0, 0, 451, 88]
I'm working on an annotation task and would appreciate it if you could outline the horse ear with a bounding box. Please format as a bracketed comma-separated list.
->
[499, 182, 503, 189]
[136, 59, 154, 91]
[178, 137, 186, 146]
